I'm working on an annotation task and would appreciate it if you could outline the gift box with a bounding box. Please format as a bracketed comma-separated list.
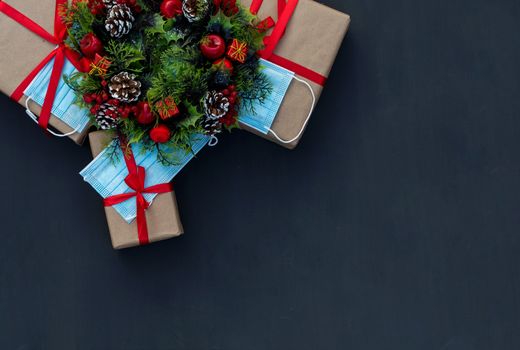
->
[240, 0, 350, 149]
[0, 0, 90, 145]
[86, 131, 185, 249]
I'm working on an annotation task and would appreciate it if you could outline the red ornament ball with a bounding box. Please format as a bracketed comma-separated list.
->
[213, 57, 234, 75]
[135, 102, 156, 125]
[160, 0, 183, 18]
[79, 33, 104, 59]
[200, 34, 226, 60]
[150, 125, 172, 143]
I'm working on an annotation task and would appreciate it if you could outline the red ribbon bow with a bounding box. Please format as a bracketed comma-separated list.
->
[0, 0, 90, 130]
[250, 0, 327, 86]
[103, 144, 173, 246]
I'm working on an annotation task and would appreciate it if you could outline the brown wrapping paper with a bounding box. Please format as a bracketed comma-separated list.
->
[88, 131, 184, 249]
[241, 0, 350, 149]
[0, 0, 89, 145]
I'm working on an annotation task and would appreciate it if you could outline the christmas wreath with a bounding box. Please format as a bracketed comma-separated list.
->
[61, 0, 272, 163]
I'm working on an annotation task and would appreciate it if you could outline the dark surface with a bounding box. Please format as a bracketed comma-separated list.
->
[1, 0, 520, 349]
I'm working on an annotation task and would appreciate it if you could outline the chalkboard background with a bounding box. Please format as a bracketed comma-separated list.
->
[1, 0, 520, 349]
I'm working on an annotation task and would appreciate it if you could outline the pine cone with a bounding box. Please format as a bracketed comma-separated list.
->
[203, 90, 230, 120]
[202, 117, 222, 135]
[103, 0, 118, 10]
[182, 0, 209, 22]
[105, 4, 134, 38]
[96, 103, 119, 130]
[108, 71, 142, 102]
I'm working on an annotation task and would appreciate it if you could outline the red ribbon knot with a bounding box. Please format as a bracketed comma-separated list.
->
[103, 148, 174, 246]
[0, 0, 90, 131]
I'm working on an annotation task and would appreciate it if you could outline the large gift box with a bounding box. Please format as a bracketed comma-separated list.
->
[0, 0, 90, 144]
[86, 131, 185, 249]
[239, 0, 350, 149]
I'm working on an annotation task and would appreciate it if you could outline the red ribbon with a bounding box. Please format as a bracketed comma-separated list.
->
[0, 0, 90, 130]
[251, 0, 327, 86]
[103, 143, 174, 246]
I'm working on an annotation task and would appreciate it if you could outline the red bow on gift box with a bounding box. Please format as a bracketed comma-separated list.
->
[250, 0, 327, 86]
[0, 0, 90, 131]
[103, 143, 173, 246]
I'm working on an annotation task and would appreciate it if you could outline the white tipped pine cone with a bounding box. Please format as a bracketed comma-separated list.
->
[108, 71, 142, 103]
[102, 0, 118, 10]
[203, 90, 230, 120]
[105, 4, 134, 38]
[202, 117, 222, 135]
[96, 103, 119, 130]
[182, 0, 210, 23]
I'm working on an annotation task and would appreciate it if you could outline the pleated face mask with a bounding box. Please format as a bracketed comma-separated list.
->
[238, 58, 316, 145]
[24, 58, 90, 135]
[238, 59, 294, 134]
[80, 134, 209, 223]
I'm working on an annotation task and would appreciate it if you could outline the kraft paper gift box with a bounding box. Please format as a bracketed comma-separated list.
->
[88, 131, 184, 250]
[0, 0, 90, 145]
[240, 0, 350, 149]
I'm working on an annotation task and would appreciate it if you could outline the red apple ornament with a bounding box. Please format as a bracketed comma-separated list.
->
[200, 34, 226, 60]
[79, 33, 103, 59]
[213, 57, 234, 75]
[150, 125, 171, 143]
[135, 102, 156, 125]
[160, 0, 183, 18]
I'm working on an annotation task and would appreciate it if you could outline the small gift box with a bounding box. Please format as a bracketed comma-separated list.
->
[0, 0, 91, 144]
[239, 0, 350, 149]
[83, 131, 207, 249]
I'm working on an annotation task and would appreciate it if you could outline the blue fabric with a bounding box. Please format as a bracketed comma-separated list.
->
[24, 58, 90, 133]
[80, 135, 209, 223]
[238, 59, 294, 134]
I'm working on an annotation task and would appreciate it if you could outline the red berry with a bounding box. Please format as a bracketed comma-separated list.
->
[83, 94, 93, 104]
[222, 89, 230, 96]
[149, 125, 171, 143]
[102, 92, 109, 101]
[212, 0, 222, 14]
[228, 85, 236, 91]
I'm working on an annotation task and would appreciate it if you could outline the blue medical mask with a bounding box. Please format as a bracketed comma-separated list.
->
[80, 134, 209, 223]
[24, 58, 90, 135]
[238, 58, 316, 145]
[238, 59, 294, 134]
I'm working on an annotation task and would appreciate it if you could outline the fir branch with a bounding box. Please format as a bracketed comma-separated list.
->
[236, 62, 272, 113]
[104, 41, 146, 74]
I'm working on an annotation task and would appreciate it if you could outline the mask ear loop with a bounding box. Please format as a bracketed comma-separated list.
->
[208, 134, 219, 147]
[266, 76, 316, 144]
[25, 96, 81, 137]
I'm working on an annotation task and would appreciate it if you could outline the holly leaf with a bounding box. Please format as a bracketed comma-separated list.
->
[164, 30, 183, 44]
[178, 101, 204, 129]
[146, 14, 167, 36]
